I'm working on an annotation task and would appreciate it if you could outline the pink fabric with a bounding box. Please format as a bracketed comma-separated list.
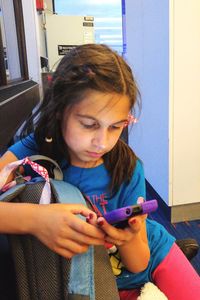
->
[119, 243, 200, 299]
[119, 288, 140, 300]
[0, 157, 51, 204]
[152, 243, 200, 300]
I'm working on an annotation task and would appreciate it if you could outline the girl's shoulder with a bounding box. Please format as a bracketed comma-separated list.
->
[8, 134, 39, 159]
[134, 158, 144, 172]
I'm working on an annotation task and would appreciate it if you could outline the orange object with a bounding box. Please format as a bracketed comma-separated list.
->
[36, 0, 44, 11]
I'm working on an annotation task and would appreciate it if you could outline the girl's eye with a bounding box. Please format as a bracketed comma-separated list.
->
[81, 122, 98, 129]
[110, 125, 123, 130]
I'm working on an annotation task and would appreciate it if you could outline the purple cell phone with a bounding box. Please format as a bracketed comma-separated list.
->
[103, 199, 158, 228]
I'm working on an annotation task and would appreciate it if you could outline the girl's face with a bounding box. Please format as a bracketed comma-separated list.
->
[61, 90, 130, 167]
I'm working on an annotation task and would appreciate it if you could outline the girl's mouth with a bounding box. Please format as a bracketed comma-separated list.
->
[86, 151, 103, 158]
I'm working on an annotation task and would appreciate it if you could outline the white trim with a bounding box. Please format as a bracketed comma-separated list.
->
[168, 0, 174, 207]
[21, 0, 42, 88]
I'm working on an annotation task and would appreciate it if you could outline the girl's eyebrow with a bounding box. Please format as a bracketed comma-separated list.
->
[76, 113, 128, 125]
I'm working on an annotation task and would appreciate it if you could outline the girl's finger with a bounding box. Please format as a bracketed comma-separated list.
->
[68, 214, 105, 239]
[128, 217, 142, 233]
[54, 247, 75, 259]
[97, 217, 133, 242]
[86, 212, 98, 225]
[104, 236, 124, 246]
[56, 238, 89, 255]
[97, 217, 122, 238]
[67, 204, 98, 218]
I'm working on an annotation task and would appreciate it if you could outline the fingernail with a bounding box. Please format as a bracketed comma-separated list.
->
[129, 219, 136, 224]
[86, 217, 90, 223]
[98, 220, 104, 227]
[89, 213, 94, 219]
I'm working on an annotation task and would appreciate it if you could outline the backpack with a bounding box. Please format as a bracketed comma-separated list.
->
[0, 155, 120, 300]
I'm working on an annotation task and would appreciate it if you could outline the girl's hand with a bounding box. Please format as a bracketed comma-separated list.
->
[31, 203, 105, 259]
[96, 197, 147, 246]
[95, 214, 146, 246]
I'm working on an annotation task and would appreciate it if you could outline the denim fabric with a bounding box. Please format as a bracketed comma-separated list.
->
[68, 246, 95, 300]
[50, 179, 95, 298]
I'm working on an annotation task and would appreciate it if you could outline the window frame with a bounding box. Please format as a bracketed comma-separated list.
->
[0, 0, 28, 87]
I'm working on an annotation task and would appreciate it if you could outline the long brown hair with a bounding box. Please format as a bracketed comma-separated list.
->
[21, 44, 141, 193]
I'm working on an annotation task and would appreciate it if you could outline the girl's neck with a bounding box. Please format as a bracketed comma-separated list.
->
[71, 158, 103, 169]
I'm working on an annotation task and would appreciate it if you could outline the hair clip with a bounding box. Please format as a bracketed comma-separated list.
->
[87, 68, 95, 78]
[83, 65, 96, 78]
[124, 114, 138, 128]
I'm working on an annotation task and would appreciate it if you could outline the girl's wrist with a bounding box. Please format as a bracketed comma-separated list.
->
[117, 232, 143, 249]
[24, 204, 41, 235]
[27, 204, 48, 236]
[14, 203, 40, 235]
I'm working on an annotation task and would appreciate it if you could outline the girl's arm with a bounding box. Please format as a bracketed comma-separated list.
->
[0, 151, 105, 258]
[117, 215, 150, 272]
[0, 201, 105, 258]
[96, 213, 150, 273]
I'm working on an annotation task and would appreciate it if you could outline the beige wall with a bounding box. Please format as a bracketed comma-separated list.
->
[169, 0, 200, 205]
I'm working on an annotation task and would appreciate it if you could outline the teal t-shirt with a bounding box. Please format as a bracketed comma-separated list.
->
[8, 136, 175, 289]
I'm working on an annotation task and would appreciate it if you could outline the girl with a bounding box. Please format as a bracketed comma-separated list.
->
[0, 44, 199, 299]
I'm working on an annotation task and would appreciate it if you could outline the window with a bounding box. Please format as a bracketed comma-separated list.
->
[54, 0, 123, 54]
[0, 0, 28, 87]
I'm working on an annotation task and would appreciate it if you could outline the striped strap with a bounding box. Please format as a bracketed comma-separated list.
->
[0, 157, 51, 204]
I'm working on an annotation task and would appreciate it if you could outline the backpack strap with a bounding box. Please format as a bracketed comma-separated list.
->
[29, 155, 63, 181]
[94, 246, 120, 300]
[50, 179, 120, 300]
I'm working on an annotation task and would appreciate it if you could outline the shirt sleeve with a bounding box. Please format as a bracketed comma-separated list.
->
[8, 134, 38, 159]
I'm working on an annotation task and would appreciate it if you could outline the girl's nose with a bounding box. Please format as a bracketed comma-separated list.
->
[92, 129, 108, 150]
